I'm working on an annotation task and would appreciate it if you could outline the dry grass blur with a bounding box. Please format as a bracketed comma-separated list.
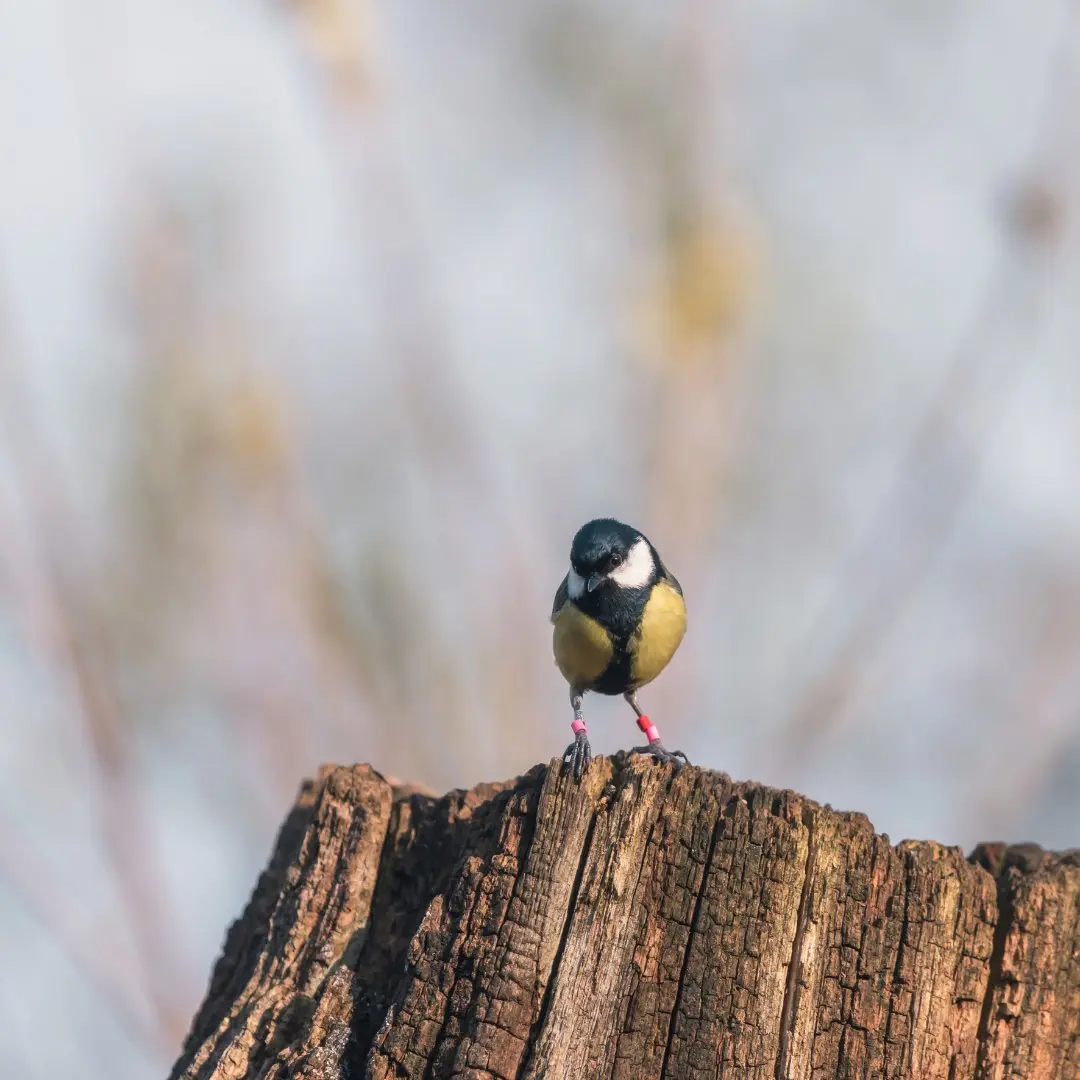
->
[1, 3, 1079, 1078]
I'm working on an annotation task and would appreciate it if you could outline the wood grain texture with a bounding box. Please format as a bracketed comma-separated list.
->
[171, 759, 1080, 1080]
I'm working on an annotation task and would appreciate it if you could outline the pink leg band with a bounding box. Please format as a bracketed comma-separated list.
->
[571, 718, 587, 735]
[637, 714, 660, 743]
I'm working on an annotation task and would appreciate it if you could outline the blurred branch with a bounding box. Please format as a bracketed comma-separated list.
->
[966, 575, 1080, 835]
[776, 16, 1078, 769]
[351, 128, 487, 501]
[0, 347, 190, 1050]
[0, 818, 163, 1055]
[283, 0, 371, 101]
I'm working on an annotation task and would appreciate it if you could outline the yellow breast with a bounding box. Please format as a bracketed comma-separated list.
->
[552, 602, 614, 689]
[630, 580, 687, 688]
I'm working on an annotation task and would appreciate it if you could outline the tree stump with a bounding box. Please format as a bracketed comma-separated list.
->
[170, 757, 1080, 1080]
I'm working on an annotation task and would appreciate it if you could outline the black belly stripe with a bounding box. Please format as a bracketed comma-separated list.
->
[571, 581, 652, 696]
[591, 651, 633, 695]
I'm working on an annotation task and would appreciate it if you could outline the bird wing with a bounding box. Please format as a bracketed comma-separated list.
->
[656, 558, 683, 596]
[550, 573, 570, 623]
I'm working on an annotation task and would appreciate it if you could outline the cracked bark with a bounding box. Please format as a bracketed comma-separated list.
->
[171, 759, 1080, 1080]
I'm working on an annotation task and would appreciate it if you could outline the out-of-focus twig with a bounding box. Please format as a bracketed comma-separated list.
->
[0, 818, 162, 1055]
[965, 575, 1080, 836]
[0, 344, 190, 1049]
[776, 15, 1077, 768]
[284, 0, 372, 100]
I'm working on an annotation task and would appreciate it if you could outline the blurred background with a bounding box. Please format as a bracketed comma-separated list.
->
[2, 0, 1079, 1075]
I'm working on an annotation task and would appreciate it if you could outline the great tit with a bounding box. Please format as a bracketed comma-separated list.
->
[550, 518, 688, 779]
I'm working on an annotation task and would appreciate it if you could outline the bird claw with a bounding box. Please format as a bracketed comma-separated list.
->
[630, 741, 690, 771]
[562, 731, 592, 781]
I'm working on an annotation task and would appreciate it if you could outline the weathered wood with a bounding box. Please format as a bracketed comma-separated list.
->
[171, 758, 1080, 1080]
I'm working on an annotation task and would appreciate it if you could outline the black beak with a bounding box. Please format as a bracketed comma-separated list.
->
[586, 572, 604, 593]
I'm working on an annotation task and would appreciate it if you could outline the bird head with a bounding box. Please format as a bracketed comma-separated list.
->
[567, 518, 657, 598]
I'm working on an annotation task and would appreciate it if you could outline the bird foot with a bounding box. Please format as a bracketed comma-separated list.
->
[562, 731, 592, 781]
[630, 741, 690, 771]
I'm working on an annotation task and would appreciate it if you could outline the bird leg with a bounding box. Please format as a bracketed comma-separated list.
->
[562, 689, 592, 781]
[624, 692, 689, 770]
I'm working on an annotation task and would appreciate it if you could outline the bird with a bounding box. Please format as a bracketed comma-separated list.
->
[550, 518, 688, 780]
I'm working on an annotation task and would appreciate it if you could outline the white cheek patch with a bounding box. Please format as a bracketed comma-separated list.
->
[610, 538, 654, 589]
[567, 567, 586, 599]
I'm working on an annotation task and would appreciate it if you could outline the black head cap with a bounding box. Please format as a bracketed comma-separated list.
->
[570, 518, 645, 574]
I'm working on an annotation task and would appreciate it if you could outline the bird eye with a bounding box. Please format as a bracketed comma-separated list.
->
[610, 553, 623, 567]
